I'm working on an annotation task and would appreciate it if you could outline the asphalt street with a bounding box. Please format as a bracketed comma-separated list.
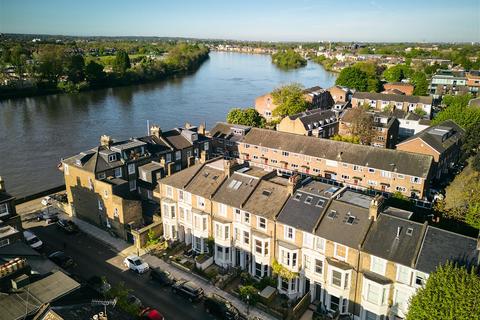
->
[24, 220, 215, 320]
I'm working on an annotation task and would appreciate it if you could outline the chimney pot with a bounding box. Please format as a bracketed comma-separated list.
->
[150, 125, 161, 138]
[100, 135, 112, 147]
[369, 195, 384, 221]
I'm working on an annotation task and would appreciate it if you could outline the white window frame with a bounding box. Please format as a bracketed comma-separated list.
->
[396, 264, 412, 285]
[175, 151, 181, 160]
[334, 243, 348, 261]
[64, 164, 69, 175]
[315, 237, 326, 253]
[243, 211, 250, 224]
[329, 267, 350, 289]
[128, 163, 135, 175]
[0, 203, 9, 217]
[303, 232, 314, 249]
[197, 196, 205, 209]
[166, 186, 173, 198]
[234, 208, 241, 222]
[257, 217, 267, 230]
[217, 203, 227, 216]
[370, 256, 387, 276]
[114, 167, 122, 178]
[284, 226, 295, 241]
[129, 179, 136, 191]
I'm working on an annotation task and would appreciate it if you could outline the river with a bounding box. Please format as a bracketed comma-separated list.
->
[0, 51, 337, 198]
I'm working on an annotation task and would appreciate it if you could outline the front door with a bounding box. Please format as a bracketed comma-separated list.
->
[315, 283, 322, 302]
[305, 278, 310, 295]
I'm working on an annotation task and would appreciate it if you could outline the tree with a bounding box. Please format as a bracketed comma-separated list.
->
[432, 94, 480, 130]
[113, 49, 131, 74]
[348, 108, 376, 145]
[406, 263, 480, 320]
[85, 61, 106, 85]
[34, 45, 66, 83]
[382, 65, 412, 82]
[411, 71, 429, 95]
[413, 106, 427, 117]
[238, 285, 259, 306]
[271, 49, 307, 69]
[65, 54, 85, 83]
[335, 67, 369, 91]
[271, 83, 310, 117]
[226, 108, 266, 127]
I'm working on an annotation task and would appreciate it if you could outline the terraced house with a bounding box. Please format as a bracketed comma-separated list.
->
[158, 158, 291, 277]
[158, 159, 479, 319]
[237, 128, 433, 198]
[351, 92, 432, 117]
[62, 124, 211, 240]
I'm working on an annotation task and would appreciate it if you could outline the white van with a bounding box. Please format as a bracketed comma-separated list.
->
[23, 230, 43, 249]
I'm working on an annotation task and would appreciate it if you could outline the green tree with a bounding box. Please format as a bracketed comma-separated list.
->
[271, 83, 310, 117]
[411, 71, 429, 95]
[113, 49, 131, 74]
[271, 49, 307, 69]
[85, 60, 106, 85]
[383, 65, 412, 82]
[406, 263, 480, 320]
[238, 285, 259, 306]
[226, 108, 266, 127]
[65, 54, 85, 83]
[35, 45, 66, 83]
[335, 67, 369, 91]
[432, 94, 480, 130]
[413, 107, 427, 117]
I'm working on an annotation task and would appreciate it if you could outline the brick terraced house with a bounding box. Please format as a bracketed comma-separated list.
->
[236, 127, 433, 198]
[351, 92, 432, 118]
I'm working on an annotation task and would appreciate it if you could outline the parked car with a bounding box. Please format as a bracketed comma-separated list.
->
[204, 293, 240, 320]
[41, 196, 53, 206]
[139, 307, 164, 320]
[172, 279, 204, 302]
[150, 267, 174, 286]
[56, 219, 79, 234]
[123, 255, 149, 274]
[127, 294, 143, 308]
[87, 276, 112, 295]
[48, 251, 75, 269]
[36, 211, 59, 224]
[23, 230, 43, 249]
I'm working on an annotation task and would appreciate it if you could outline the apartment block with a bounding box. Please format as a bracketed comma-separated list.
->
[236, 127, 433, 198]
[61, 124, 211, 240]
[396, 120, 464, 181]
[208, 122, 251, 159]
[351, 92, 432, 117]
[277, 109, 339, 138]
[327, 85, 352, 103]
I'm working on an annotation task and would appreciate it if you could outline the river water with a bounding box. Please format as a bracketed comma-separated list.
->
[0, 52, 336, 197]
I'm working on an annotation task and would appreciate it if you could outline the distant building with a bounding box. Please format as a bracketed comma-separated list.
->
[466, 70, 480, 96]
[254, 86, 334, 122]
[327, 85, 353, 103]
[429, 70, 469, 100]
[208, 122, 251, 159]
[383, 82, 414, 96]
[277, 109, 339, 138]
[396, 120, 464, 180]
[338, 109, 399, 149]
[351, 92, 432, 117]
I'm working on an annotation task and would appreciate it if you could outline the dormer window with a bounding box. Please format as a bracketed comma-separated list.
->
[108, 154, 117, 162]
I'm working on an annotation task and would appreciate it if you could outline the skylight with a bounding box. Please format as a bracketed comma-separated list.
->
[346, 215, 355, 225]
[406, 228, 413, 236]
[304, 196, 313, 204]
[294, 193, 302, 201]
[327, 210, 337, 219]
[316, 199, 325, 207]
[262, 190, 272, 197]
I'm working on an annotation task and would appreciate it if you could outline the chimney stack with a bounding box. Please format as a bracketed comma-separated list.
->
[199, 150, 207, 163]
[0, 176, 5, 192]
[369, 195, 384, 221]
[100, 135, 112, 147]
[185, 122, 192, 129]
[198, 123, 206, 135]
[150, 125, 161, 138]
[224, 159, 236, 177]
[287, 174, 299, 196]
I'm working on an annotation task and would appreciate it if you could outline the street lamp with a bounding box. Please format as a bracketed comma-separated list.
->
[246, 294, 250, 315]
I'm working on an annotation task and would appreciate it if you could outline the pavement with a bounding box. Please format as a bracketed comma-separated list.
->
[22, 207, 277, 320]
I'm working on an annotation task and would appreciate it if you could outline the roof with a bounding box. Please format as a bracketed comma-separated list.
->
[362, 213, 426, 267]
[315, 191, 373, 248]
[0, 190, 14, 203]
[209, 122, 251, 142]
[159, 162, 205, 189]
[352, 92, 432, 104]
[0, 271, 80, 320]
[184, 161, 226, 198]
[241, 128, 433, 178]
[415, 226, 479, 274]
[276, 181, 335, 232]
[288, 109, 338, 130]
[212, 168, 265, 208]
[242, 179, 290, 220]
[397, 120, 465, 154]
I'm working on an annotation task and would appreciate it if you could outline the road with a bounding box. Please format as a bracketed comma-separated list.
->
[24, 220, 215, 320]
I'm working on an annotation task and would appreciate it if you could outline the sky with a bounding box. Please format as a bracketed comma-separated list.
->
[1, 0, 479, 42]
